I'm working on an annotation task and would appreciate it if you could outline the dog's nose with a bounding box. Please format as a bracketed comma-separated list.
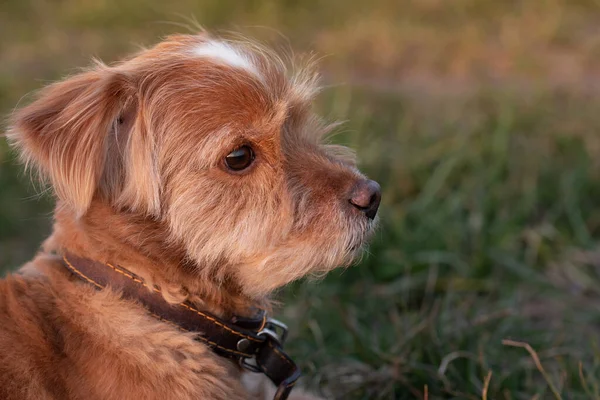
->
[349, 179, 381, 219]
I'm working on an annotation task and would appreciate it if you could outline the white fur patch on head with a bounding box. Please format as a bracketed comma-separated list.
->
[192, 41, 260, 77]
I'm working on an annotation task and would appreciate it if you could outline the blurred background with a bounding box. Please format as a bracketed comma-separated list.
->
[2, 1, 600, 399]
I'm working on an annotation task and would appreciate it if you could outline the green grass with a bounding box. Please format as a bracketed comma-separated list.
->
[282, 89, 600, 399]
[3, 1, 600, 399]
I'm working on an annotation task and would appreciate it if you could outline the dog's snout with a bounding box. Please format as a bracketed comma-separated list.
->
[349, 179, 381, 219]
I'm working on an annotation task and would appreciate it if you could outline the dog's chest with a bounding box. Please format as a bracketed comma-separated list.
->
[55, 291, 249, 400]
[0, 272, 250, 400]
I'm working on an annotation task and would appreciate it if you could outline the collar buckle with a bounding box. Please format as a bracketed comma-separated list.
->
[263, 318, 288, 345]
[239, 317, 289, 372]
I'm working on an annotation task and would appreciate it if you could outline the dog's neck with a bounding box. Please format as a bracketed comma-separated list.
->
[44, 200, 269, 319]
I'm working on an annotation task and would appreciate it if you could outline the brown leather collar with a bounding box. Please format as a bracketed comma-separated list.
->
[62, 252, 301, 400]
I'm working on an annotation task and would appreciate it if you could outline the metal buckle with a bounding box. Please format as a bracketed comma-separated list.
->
[264, 318, 288, 345]
[239, 329, 278, 373]
[239, 317, 289, 373]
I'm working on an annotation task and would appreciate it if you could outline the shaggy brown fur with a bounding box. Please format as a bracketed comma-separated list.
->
[1, 32, 380, 399]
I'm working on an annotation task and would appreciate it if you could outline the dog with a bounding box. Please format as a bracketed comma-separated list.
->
[1, 32, 381, 400]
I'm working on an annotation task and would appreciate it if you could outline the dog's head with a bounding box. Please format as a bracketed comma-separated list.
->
[8, 34, 380, 297]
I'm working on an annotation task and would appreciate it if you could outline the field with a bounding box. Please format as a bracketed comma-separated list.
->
[2, 1, 600, 399]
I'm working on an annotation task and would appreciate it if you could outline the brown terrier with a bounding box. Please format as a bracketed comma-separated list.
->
[1, 32, 381, 400]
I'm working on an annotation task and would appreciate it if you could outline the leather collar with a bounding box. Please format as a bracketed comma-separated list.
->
[62, 252, 301, 400]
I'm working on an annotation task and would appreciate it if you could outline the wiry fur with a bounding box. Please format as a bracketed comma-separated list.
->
[1, 32, 377, 399]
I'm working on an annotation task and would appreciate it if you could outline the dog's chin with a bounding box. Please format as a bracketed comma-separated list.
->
[349, 217, 377, 252]
[308, 220, 377, 276]
[227, 219, 378, 297]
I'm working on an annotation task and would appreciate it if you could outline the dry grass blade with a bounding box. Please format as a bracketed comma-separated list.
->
[482, 371, 492, 400]
[502, 340, 562, 400]
[578, 361, 599, 399]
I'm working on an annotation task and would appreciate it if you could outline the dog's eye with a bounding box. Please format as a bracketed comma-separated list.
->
[225, 146, 255, 171]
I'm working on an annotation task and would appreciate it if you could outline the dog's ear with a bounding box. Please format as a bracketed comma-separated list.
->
[8, 64, 136, 215]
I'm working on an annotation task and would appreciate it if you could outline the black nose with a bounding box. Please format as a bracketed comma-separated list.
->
[349, 179, 381, 219]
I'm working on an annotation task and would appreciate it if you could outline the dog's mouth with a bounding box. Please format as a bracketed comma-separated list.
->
[346, 219, 377, 254]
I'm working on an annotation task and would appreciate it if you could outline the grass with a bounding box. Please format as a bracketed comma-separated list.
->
[2, 1, 600, 399]
[282, 89, 600, 399]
